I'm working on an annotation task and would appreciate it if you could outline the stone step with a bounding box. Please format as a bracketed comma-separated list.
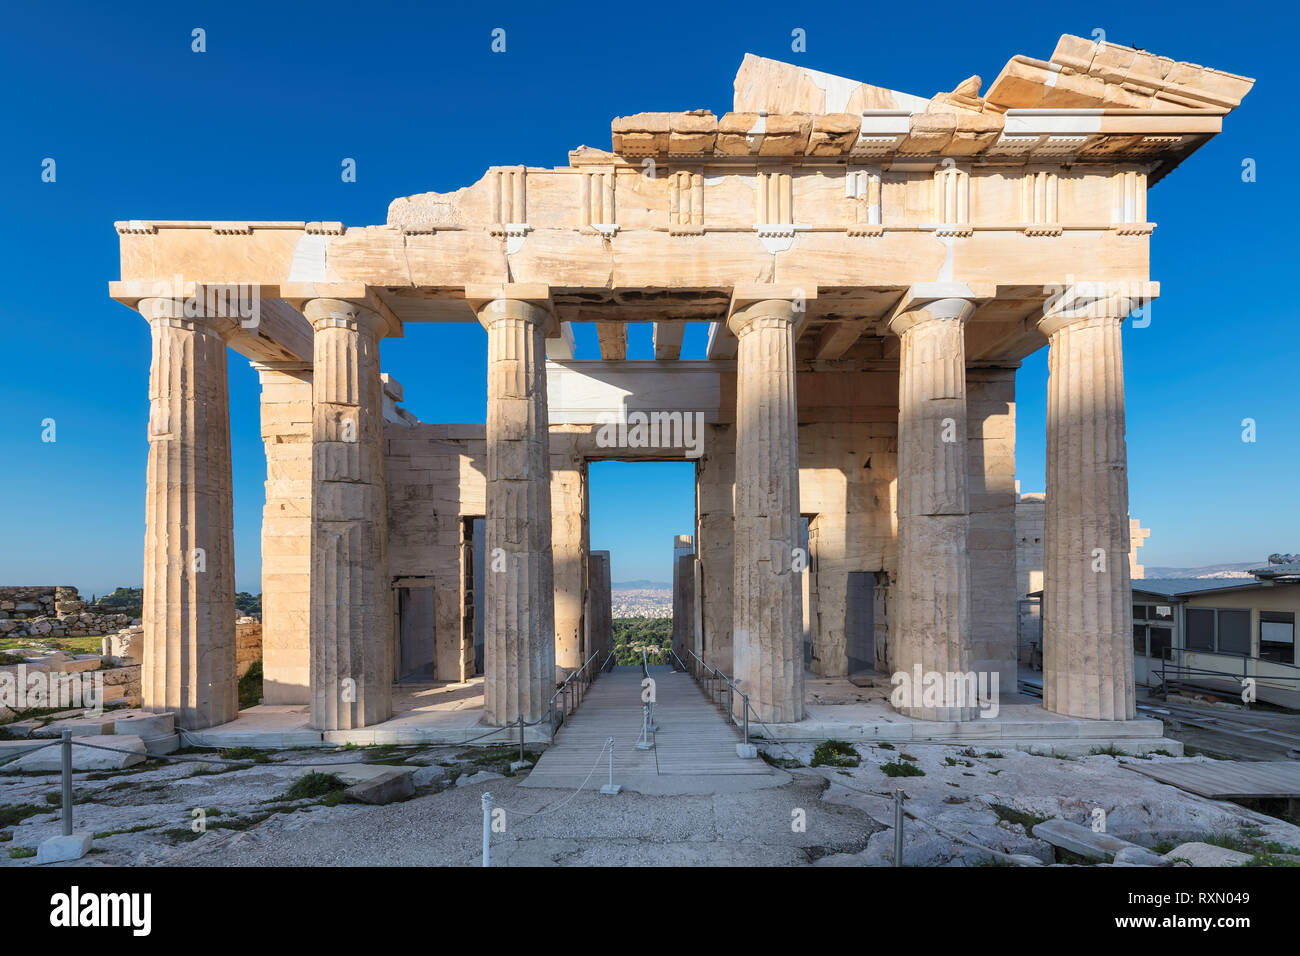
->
[9, 734, 147, 771]
[1031, 819, 1138, 861]
[143, 732, 180, 755]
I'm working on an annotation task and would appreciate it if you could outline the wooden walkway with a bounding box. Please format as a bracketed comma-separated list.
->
[520, 666, 777, 794]
[1124, 760, 1300, 799]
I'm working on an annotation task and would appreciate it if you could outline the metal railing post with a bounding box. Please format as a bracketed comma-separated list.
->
[61, 729, 72, 837]
[481, 791, 493, 867]
[893, 788, 904, 867]
[742, 695, 750, 746]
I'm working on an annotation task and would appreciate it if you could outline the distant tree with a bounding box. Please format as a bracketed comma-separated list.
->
[611, 617, 673, 665]
[234, 592, 262, 617]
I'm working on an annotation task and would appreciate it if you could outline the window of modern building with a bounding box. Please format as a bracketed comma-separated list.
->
[1133, 603, 1177, 662]
[1185, 607, 1215, 651]
[1259, 611, 1296, 664]
[1218, 608, 1251, 655]
[1184, 606, 1252, 655]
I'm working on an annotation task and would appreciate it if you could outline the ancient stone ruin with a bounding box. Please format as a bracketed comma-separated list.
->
[104, 35, 1252, 734]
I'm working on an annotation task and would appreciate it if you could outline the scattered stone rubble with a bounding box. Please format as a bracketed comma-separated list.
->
[0, 586, 135, 640]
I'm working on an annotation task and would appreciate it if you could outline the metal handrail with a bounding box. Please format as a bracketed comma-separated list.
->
[1157, 646, 1300, 702]
[672, 647, 753, 746]
[548, 649, 606, 739]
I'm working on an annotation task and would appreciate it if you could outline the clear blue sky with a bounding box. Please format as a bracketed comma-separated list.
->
[0, 1, 1294, 596]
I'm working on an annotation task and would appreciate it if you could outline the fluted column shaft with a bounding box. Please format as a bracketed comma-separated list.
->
[306, 299, 392, 730]
[890, 298, 976, 721]
[1041, 307, 1134, 720]
[480, 299, 556, 725]
[138, 301, 237, 730]
[728, 300, 803, 724]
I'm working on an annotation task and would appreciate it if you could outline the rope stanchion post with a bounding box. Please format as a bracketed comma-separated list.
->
[893, 788, 905, 867]
[60, 729, 73, 837]
[636, 705, 654, 751]
[481, 791, 492, 867]
[599, 736, 621, 794]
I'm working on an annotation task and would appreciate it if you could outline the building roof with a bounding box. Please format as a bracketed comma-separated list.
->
[1133, 577, 1270, 598]
[1249, 561, 1300, 581]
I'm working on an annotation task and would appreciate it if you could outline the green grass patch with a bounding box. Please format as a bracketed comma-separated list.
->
[990, 803, 1051, 830]
[93, 823, 158, 839]
[8, 846, 36, 859]
[1088, 744, 1126, 757]
[188, 762, 252, 778]
[881, 759, 924, 778]
[811, 740, 860, 768]
[161, 828, 203, 843]
[759, 751, 802, 770]
[0, 652, 26, 666]
[0, 804, 49, 828]
[282, 772, 347, 801]
[219, 746, 269, 764]
[1205, 832, 1251, 853]
[238, 661, 263, 710]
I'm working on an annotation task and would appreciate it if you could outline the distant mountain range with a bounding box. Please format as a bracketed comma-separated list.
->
[1143, 562, 1260, 580]
[612, 580, 671, 590]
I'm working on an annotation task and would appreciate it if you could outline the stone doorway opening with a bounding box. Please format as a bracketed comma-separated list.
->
[587, 459, 697, 666]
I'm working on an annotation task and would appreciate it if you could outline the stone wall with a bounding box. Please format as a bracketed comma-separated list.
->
[386, 424, 485, 683]
[384, 359, 1020, 690]
[257, 366, 313, 704]
[0, 586, 137, 640]
[967, 368, 1018, 691]
[795, 367, 900, 678]
[1015, 491, 1046, 600]
[236, 617, 263, 678]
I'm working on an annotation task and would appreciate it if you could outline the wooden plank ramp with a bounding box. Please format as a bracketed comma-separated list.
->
[520, 666, 776, 794]
[1123, 760, 1300, 799]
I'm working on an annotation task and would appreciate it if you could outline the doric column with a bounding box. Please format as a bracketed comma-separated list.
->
[305, 298, 393, 730]
[472, 289, 556, 726]
[888, 287, 978, 721]
[727, 287, 811, 724]
[137, 299, 237, 730]
[1038, 284, 1151, 720]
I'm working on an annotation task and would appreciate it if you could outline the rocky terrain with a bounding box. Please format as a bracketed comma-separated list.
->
[3, 736, 1296, 867]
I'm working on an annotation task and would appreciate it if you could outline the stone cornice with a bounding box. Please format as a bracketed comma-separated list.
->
[608, 107, 1225, 171]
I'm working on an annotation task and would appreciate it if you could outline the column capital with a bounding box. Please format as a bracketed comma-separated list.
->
[133, 297, 241, 340]
[726, 284, 817, 338]
[302, 296, 392, 339]
[1037, 280, 1159, 338]
[886, 282, 989, 337]
[281, 283, 402, 339]
[466, 283, 556, 334]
